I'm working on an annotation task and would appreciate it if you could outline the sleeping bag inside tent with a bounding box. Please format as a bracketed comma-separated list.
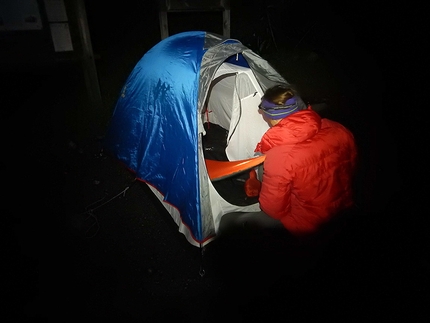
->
[104, 31, 306, 247]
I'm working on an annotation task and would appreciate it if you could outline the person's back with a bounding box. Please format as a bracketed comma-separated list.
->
[255, 85, 358, 238]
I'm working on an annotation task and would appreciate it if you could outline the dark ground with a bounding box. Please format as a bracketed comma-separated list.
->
[1, 1, 428, 322]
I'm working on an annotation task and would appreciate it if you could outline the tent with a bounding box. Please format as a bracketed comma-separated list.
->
[104, 31, 306, 247]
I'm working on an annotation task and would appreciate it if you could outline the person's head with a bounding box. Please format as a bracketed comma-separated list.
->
[258, 85, 299, 126]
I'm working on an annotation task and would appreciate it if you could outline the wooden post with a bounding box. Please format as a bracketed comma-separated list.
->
[222, 0, 230, 38]
[158, 0, 231, 40]
[158, 1, 169, 40]
[75, 0, 102, 109]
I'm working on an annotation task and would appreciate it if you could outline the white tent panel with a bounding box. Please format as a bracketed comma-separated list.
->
[206, 74, 234, 130]
[208, 62, 269, 161]
[226, 91, 269, 160]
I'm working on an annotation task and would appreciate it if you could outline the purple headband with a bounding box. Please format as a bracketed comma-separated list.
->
[259, 96, 299, 120]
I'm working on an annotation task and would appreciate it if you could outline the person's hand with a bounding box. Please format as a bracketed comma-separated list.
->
[244, 169, 261, 197]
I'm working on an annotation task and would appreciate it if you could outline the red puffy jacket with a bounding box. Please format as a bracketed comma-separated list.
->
[255, 108, 357, 237]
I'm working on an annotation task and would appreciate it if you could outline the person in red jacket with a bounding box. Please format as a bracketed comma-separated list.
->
[254, 84, 358, 239]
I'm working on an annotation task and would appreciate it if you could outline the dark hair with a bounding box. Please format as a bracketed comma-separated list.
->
[263, 85, 295, 105]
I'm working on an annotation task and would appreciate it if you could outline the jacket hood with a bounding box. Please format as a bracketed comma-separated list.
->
[255, 109, 321, 153]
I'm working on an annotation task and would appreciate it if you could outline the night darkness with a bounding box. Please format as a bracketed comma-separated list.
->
[1, 1, 427, 321]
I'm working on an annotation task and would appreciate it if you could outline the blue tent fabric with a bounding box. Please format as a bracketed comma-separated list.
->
[105, 31, 207, 241]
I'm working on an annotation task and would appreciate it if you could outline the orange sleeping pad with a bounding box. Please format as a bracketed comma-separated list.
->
[205, 155, 266, 182]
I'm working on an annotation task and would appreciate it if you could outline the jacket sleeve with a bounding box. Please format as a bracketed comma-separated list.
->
[258, 153, 292, 220]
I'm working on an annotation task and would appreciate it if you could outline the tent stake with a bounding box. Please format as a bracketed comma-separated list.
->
[199, 244, 206, 277]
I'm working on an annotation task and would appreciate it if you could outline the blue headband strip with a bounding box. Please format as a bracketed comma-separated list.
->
[259, 97, 299, 120]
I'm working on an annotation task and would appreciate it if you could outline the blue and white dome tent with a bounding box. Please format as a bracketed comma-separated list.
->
[104, 31, 306, 247]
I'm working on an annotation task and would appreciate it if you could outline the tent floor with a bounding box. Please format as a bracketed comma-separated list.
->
[203, 122, 259, 206]
[212, 172, 259, 206]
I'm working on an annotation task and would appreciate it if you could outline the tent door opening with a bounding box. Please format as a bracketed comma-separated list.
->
[202, 62, 269, 206]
